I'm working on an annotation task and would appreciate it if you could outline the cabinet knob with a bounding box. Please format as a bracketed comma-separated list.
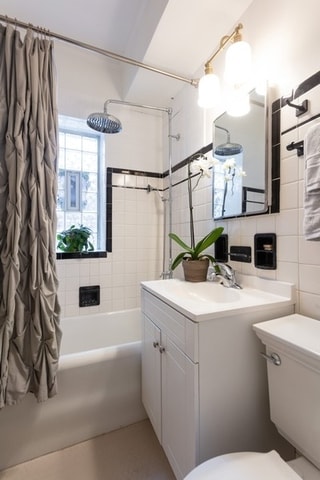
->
[159, 346, 165, 354]
[153, 341, 159, 349]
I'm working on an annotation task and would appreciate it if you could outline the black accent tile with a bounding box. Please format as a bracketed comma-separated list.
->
[272, 144, 280, 180]
[106, 168, 113, 252]
[294, 70, 320, 98]
[56, 251, 107, 260]
[272, 99, 281, 113]
[272, 110, 280, 145]
[110, 167, 162, 178]
[271, 179, 280, 213]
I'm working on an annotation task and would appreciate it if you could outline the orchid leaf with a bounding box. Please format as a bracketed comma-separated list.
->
[198, 254, 216, 263]
[171, 251, 189, 270]
[194, 227, 224, 256]
[169, 227, 224, 270]
[169, 233, 193, 253]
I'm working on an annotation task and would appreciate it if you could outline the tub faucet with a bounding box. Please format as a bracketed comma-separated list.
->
[210, 262, 242, 289]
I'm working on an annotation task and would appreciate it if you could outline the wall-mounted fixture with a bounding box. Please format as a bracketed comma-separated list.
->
[198, 23, 252, 114]
[254, 233, 277, 269]
[286, 98, 309, 116]
[283, 91, 309, 117]
[286, 140, 304, 157]
[214, 234, 228, 262]
[229, 245, 251, 263]
[79, 285, 100, 307]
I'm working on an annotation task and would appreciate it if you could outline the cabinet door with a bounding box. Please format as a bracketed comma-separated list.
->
[141, 314, 162, 442]
[162, 335, 199, 480]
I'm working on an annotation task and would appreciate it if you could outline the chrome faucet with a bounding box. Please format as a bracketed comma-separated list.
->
[209, 262, 242, 289]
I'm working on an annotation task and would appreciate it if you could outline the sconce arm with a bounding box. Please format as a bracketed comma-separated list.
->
[204, 23, 243, 72]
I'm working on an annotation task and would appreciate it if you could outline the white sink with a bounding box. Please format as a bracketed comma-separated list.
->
[141, 275, 295, 321]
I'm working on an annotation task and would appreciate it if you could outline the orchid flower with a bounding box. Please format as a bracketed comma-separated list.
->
[190, 156, 218, 177]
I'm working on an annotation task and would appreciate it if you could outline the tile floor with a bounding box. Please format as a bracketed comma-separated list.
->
[0, 420, 176, 480]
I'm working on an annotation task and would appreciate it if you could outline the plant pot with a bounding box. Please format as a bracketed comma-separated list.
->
[182, 258, 209, 282]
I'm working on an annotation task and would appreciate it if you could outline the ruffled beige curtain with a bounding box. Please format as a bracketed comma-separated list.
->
[0, 24, 61, 408]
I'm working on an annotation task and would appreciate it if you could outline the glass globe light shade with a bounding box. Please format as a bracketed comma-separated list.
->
[224, 40, 252, 86]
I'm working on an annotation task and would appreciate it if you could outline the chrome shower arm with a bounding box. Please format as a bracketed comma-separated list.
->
[215, 125, 231, 143]
[103, 99, 171, 114]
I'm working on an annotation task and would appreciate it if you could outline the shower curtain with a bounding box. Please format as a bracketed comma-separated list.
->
[0, 24, 61, 408]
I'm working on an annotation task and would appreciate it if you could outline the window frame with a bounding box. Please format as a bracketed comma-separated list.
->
[56, 115, 107, 260]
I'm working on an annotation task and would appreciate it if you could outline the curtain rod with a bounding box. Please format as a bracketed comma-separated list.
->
[0, 14, 198, 87]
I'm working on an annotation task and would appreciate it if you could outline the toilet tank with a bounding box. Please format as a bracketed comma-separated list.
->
[253, 314, 320, 470]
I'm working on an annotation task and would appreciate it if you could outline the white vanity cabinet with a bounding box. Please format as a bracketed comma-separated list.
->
[141, 289, 199, 479]
[141, 280, 295, 480]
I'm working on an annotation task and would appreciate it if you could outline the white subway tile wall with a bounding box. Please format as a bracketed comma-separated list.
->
[57, 78, 320, 321]
[57, 174, 164, 317]
[168, 76, 320, 320]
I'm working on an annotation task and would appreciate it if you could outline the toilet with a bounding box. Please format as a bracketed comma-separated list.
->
[184, 314, 320, 480]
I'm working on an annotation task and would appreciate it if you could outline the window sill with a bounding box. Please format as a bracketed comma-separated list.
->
[56, 251, 107, 260]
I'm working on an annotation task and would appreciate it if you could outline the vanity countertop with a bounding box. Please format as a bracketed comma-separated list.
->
[141, 275, 295, 322]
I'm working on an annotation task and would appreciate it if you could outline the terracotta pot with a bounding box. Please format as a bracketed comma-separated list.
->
[182, 258, 209, 282]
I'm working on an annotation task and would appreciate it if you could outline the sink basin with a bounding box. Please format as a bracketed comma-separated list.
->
[141, 276, 295, 321]
[155, 280, 242, 303]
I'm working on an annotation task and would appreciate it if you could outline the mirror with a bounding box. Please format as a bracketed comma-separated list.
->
[212, 90, 267, 219]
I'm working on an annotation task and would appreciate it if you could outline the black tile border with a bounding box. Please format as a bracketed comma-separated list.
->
[106, 168, 113, 252]
[292, 70, 320, 100]
[110, 167, 163, 178]
[56, 251, 107, 260]
[271, 99, 281, 214]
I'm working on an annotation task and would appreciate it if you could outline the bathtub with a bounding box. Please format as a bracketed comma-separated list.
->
[0, 308, 146, 471]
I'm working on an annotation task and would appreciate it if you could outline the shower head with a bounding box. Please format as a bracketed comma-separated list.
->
[87, 111, 122, 134]
[214, 141, 243, 156]
[214, 125, 243, 156]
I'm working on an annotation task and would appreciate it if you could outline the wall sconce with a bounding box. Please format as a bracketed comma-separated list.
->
[198, 23, 252, 110]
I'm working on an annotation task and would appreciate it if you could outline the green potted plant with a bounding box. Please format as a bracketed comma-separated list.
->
[169, 154, 223, 282]
[169, 227, 223, 281]
[57, 224, 94, 253]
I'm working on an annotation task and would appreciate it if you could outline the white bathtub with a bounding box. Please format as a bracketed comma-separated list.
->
[0, 308, 146, 471]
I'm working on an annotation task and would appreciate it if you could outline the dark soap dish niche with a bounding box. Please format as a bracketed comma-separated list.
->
[254, 233, 277, 270]
[215, 234, 228, 262]
[79, 285, 100, 307]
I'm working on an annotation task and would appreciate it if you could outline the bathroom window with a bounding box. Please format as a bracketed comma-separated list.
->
[56, 115, 106, 254]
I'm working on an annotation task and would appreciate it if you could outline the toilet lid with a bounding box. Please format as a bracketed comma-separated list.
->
[184, 451, 303, 480]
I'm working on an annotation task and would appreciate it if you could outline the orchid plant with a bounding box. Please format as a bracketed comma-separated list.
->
[169, 154, 223, 270]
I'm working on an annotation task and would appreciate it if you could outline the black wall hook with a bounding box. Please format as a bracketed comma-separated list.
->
[286, 98, 309, 117]
[286, 140, 304, 157]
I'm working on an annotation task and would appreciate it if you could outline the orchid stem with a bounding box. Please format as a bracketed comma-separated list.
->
[188, 163, 195, 250]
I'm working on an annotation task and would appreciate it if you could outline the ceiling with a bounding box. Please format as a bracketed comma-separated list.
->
[1, 0, 255, 104]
